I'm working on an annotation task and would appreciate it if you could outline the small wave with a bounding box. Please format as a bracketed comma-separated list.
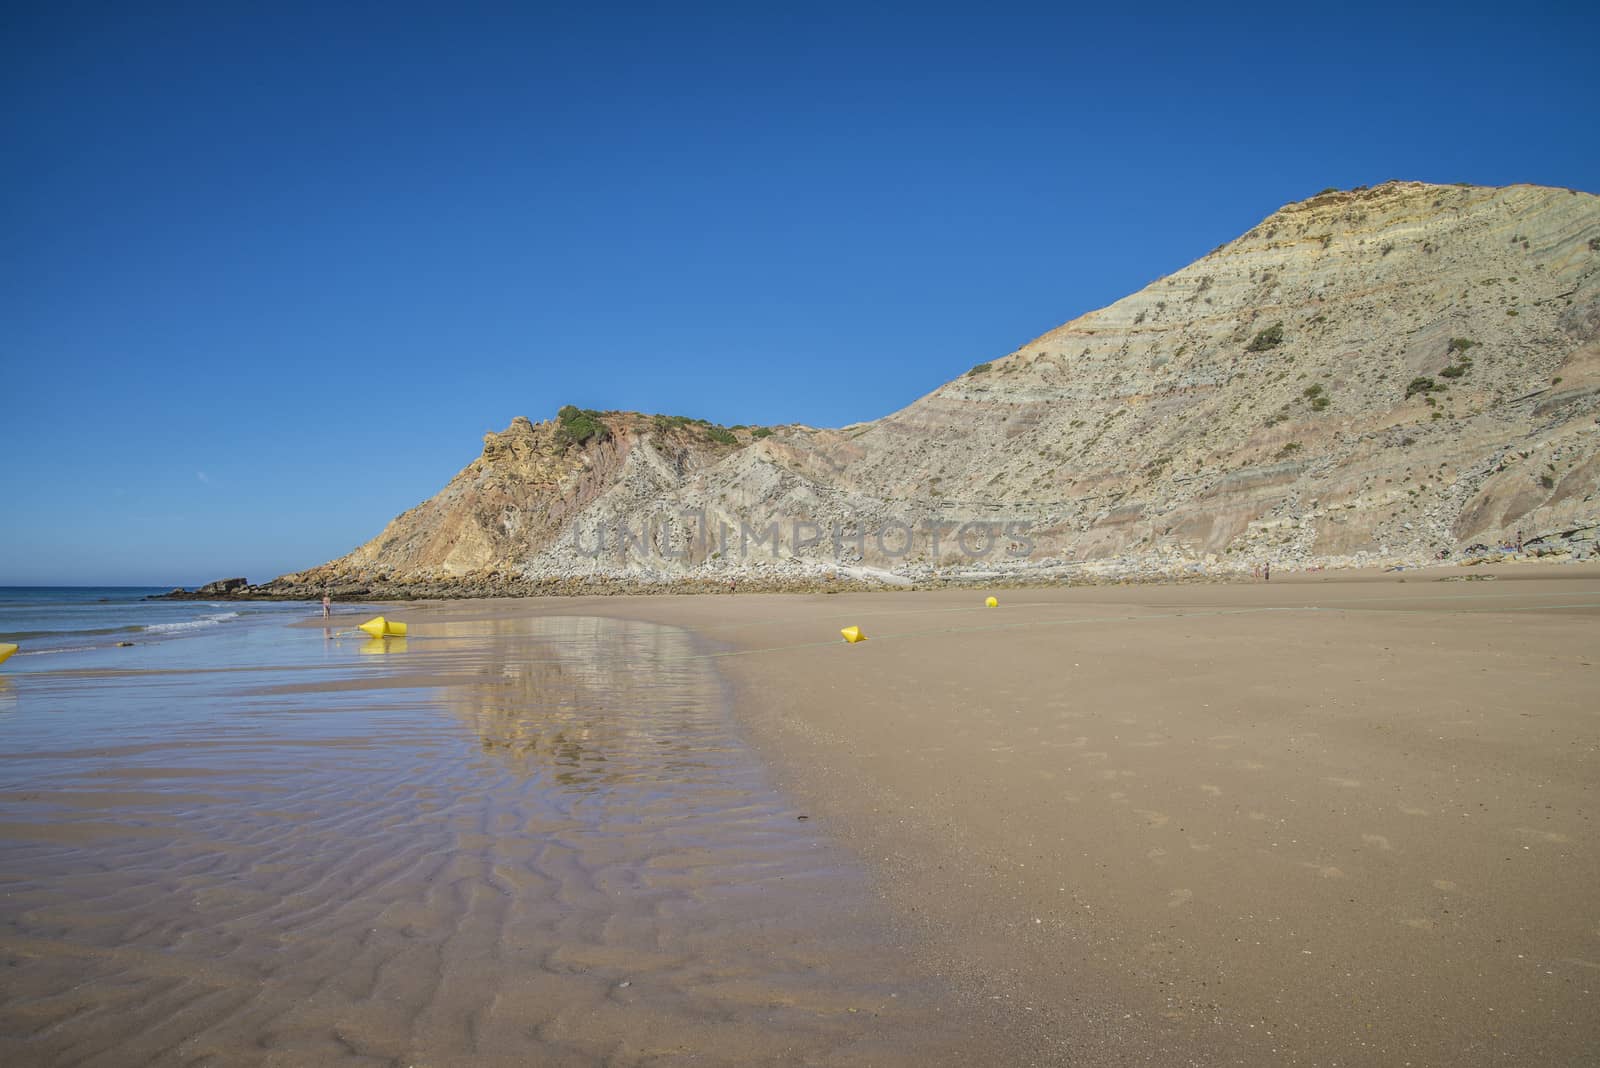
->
[0, 625, 143, 642]
[143, 611, 241, 634]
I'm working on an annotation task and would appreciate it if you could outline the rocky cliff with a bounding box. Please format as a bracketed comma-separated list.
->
[248, 181, 1599, 597]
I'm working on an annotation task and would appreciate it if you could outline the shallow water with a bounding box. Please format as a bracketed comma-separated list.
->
[0, 615, 976, 1066]
[0, 586, 318, 655]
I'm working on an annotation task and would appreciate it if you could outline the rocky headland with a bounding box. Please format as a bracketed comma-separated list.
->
[170, 181, 1600, 600]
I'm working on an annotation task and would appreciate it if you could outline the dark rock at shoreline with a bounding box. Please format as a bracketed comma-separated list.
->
[200, 578, 249, 596]
[155, 577, 252, 600]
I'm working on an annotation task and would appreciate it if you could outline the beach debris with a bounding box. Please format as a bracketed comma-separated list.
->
[840, 625, 866, 643]
[358, 616, 408, 638]
[0, 642, 16, 666]
[985, 596, 999, 607]
[116, 641, 135, 647]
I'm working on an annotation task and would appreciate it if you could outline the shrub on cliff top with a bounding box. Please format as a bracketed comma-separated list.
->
[556, 405, 609, 447]
[967, 362, 993, 376]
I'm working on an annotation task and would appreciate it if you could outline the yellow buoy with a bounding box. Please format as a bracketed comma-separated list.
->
[0, 642, 16, 666]
[840, 626, 866, 644]
[358, 617, 407, 639]
[985, 596, 999, 608]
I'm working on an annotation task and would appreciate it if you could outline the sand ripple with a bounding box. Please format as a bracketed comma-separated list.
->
[0, 617, 969, 1066]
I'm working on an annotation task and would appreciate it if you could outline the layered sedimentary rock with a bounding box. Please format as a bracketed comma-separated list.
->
[251, 181, 1599, 597]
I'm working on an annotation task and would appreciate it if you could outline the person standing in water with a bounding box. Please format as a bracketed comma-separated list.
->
[321, 591, 332, 619]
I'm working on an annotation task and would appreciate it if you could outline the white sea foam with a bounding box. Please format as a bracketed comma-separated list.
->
[143, 611, 241, 634]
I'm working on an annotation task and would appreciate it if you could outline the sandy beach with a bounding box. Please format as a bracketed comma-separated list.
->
[700, 569, 1600, 1065]
[2, 566, 1596, 1065]
[11, 8, 1598, 1067]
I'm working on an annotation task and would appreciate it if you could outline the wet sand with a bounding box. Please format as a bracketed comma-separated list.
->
[3, 566, 1597, 1064]
[0, 616, 1001, 1065]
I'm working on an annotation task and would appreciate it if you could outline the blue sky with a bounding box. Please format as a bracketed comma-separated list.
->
[3, 3, 1596, 585]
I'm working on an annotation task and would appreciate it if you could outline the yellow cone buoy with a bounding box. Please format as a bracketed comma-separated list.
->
[840, 626, 866, 644]
[358, 617, 408, 639]
[0, 643, 16, 667]
[985, 596, 999, 608]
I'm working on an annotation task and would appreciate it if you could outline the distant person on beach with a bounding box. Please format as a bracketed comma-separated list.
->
[321, 592, 331, 619]
[1263, 562, 1271, 582]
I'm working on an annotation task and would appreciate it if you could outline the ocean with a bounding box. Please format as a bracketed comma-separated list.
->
[0, 586, 322, 660]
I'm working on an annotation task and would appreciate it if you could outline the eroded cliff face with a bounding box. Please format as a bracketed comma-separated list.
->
[810, 181, 1600, 569]
[268, 181, 1600, 595]
[276, 414, 749, 591]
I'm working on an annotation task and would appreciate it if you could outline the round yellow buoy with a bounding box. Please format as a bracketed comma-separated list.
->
[0, 642, 17, 667]
[840, 626, 866, 644]
[985, 596, 999, 608]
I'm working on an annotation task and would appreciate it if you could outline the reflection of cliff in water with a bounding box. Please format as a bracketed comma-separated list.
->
[435, 616, 730, 792]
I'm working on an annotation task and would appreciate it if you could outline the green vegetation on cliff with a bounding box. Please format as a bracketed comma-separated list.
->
[555, 405, 609, 446]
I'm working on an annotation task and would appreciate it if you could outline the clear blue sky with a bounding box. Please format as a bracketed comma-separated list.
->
[3, 3, 1596, 585]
